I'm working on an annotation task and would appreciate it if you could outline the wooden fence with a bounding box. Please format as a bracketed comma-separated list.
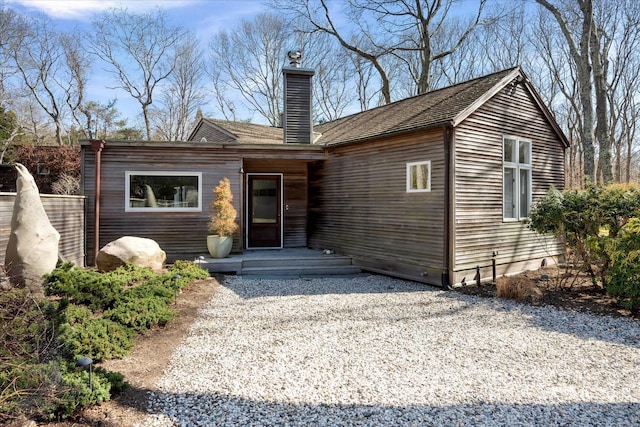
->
[1, 194, 86, 268]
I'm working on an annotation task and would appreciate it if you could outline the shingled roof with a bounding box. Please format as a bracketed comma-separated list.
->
[189, 118, 283, 144]
[190, 67, 568, 148]
[315, 67, 522, 146]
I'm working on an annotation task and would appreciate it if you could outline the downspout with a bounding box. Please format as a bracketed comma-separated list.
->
[90, 139, 105, 266]
[442, 124, 454, 289]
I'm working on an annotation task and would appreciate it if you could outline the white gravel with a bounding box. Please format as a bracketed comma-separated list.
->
[138, 274, 640, 426]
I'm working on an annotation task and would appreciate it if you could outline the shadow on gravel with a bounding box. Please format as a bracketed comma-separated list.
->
[440, 290, 640, 349]
[122, 386, 640, 426]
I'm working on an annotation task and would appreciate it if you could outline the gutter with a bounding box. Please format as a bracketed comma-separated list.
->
[442, 123, 454, 289]
[90, 140, 105, 266]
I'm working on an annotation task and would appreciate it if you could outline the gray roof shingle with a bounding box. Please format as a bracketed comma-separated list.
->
[315, 67, 520, 145]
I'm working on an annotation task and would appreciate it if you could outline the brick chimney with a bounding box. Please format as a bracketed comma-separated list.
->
[282, 51, 314, 144]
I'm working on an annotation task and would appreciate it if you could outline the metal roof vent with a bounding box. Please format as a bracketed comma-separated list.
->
[287, 50, 301, 68]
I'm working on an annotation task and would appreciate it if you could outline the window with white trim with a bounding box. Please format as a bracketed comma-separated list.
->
[126, 171, 202, 212]
[407, 161, 431, 192]
[503, 136, 531, 220]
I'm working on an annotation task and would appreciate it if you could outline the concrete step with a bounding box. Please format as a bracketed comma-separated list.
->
[239, 264, 362, 276]
[241, 255, 354, 268]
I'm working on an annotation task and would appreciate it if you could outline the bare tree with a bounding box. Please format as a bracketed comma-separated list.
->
[152, 36, 206, 140]
[208, 65, 238, 122]
[535, 0, 617, 184]
[10, 15, 67, 145]
[273, 0, 488, 104]
[89, 7, 186, 140]
[208, 13, 290, 126]
[58, 31, 95, 139]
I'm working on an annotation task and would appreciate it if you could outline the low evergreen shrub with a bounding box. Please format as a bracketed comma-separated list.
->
[105, 296, 176, 331]
[1, 260, 208, 423]
[57, 317, 135, 361]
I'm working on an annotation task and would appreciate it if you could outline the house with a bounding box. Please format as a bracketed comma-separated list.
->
[80, 63, 568, 287]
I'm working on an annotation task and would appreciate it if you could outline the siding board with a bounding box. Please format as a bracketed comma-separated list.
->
[452, 84, 565, 280]
[309, 129, 446, 285]
[82, 143, 321, 264]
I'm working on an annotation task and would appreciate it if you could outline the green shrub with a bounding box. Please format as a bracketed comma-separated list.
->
[105, 296, 176, 331]
[529, 184, 640, 287]
[0, 359, 120, 422]
[44, 262, 124, 310]
[2, 259, 207, 422]
[606, 218, 640, 309]
[57, 318, 134, 361]
[169, 260, 210, 281]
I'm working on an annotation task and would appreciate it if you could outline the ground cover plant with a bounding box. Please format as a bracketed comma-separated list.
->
[0, 260, 209, 424]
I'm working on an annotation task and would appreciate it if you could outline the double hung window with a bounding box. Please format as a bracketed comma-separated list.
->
[503, 136, 531, 220]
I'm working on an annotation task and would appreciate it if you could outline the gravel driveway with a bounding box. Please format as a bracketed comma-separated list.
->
[140, 274, 640, 426]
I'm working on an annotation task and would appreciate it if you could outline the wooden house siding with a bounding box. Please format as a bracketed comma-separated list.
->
[1, 194, 85, 267]
[82, 141, 324, 264]
[309, 129, 446, 285]
[243, 159, 309, 247]
[452, 83, 566, 282]
[82, 143, 243, 264]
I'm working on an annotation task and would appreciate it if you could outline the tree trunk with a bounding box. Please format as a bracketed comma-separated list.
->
[590, 22, 613, 183]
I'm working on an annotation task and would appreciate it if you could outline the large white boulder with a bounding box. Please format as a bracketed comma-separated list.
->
[4, 163, 60, 295]
[96, 236, 166, 272]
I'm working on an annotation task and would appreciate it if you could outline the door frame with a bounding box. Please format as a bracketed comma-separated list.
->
[245, 173, 283, 249]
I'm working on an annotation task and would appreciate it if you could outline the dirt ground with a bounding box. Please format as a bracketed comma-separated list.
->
[36, 268, 637, 427]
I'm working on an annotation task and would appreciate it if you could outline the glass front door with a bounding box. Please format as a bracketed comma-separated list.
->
[247, 175, 282, 248]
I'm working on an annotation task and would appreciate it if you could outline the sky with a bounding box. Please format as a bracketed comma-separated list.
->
[5, 0, 272, 126]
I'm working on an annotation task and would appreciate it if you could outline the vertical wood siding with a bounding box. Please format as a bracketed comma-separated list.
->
[452, 84, 566, 281]
[309, 130, 446, 285]
[243, 159, 309, 248]
[1, 194, 85, 267]
[82, 144, 243, 264]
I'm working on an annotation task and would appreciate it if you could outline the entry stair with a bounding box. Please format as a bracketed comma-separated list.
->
[199, 249, 361, 277]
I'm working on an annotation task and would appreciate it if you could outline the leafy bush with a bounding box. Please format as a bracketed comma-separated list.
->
[529, 184, 640, 287]
[606, 218, 640, 309]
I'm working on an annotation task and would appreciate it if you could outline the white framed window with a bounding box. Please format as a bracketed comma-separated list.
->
[125, 171, 202, 212]
[407, 160, 431, 193]
[503, 136, 531, 220]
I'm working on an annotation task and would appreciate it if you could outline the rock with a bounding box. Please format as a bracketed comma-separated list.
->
[96, 236, 166, 272]
[4, 163, 60, 295]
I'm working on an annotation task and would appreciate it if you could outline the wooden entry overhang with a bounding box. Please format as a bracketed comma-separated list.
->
[238, 146, 325, 251]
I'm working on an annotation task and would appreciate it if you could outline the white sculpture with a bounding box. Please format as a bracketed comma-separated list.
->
[4, 163, 60, 294]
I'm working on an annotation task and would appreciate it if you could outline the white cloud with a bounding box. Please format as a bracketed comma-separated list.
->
[6, 0, 202, 20]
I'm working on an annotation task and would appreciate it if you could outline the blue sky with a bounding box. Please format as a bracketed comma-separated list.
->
[5, 0, 272, 126]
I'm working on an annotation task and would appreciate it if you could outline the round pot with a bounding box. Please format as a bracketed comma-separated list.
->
[207, 235, 233, 258]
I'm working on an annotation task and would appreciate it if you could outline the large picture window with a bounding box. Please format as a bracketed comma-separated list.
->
[503, 136, 531, 220]
[126, 171, 202, 212]
[407, 161, 431, 193]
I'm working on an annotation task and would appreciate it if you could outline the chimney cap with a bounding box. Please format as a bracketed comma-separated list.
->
[287, 50, 302, 67]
